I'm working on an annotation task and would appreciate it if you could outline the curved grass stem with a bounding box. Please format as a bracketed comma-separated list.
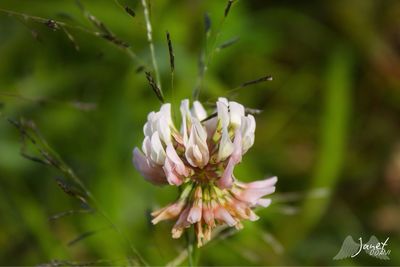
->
[141, 0, 162, 91]
[193, 0, 236, 100]
[0, 8, 146, 67]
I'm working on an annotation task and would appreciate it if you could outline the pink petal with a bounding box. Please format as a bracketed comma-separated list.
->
[256, 198, 272, 207]
[203, 117, 218, 140]
[217, 129, 242, 189]
[188, 187, 203, 223]
[187, 205, 202, 223]
[172, 206, 191, 239]
[233, 186, 276, 206]
[238, 176, 277, 189]
[217, 157, 236, 189]
[151, 201, 185, 224]
[163, 158, 183, 186]
[132, 148, 167, 185]
[214, 206, 236, 226]
[202, 202, 215, 226]
[248, 209, 260, 221]
[166, 144, 188, 176]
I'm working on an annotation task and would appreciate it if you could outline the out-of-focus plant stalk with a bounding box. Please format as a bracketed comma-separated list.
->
[141, 0, 162, 91]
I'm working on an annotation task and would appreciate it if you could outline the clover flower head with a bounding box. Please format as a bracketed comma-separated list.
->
[133, 98, 277, 247]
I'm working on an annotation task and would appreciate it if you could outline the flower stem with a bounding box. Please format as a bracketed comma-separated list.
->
[186, 229, 195, 267]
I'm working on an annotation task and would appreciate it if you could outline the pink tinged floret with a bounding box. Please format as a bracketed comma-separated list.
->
[203, 116, 218, 141]
[151, 200, 186, 224]
[172, 206, 191, 239]
[247, 209, 260, 221]
[256, 198, 272, 207]
[202, 201, 215, 227]
[185, 119, 209, 168]
[187, 205, 202, 224]
[163, 158, 182, 186]
[187, 186, 203, 223]
[237, 176, 278, 189]
[232, 186, 276, 206]
[232, 176, 277, 206]
[214, 206, 237, 227]
[195, 222, 205, 247]
[132, 148, 167, 185]
[217, 129, 243, 189]
[163, 144, 190, 185]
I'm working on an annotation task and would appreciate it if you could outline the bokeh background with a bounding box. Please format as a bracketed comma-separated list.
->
[1, 0, 400, 265]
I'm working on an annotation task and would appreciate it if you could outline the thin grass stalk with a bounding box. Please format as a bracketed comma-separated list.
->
[0, 8, 144, 66]
[193, 0, 235, 100]
[9, 119, 148, 266]
[141, 0, 162, 90]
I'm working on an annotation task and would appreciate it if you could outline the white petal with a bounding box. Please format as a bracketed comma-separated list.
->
[180, 99, 191, 145]
[185, 120, 209, 168]
[157, 117, 171, 144]
[217, 129, 242, 189]
[143, 111, 156, 136]
[142, 136, 152, 158]
[241, 115, 256, 153]
[229, 101, 245, 128]
[203, 116, 218, 139]
[192, 145, 203, 162]
[218, 97, 229, 106]
[193, 119, 208, 142]
[216, 100, 229, 128]
[192, 101, 207, 121]
[150, 132, 166, 164]
[158, 104, 173, 144]
[160, 103, 173, 125]
[218, 127, 234, 161]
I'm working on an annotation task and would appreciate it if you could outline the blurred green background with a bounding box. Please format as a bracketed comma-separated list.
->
[1, 0, 400, 265]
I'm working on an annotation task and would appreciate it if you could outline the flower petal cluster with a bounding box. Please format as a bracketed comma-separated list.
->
[133, 98, 277, 247]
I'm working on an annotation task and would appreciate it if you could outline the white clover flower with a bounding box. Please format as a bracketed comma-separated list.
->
[132, 98, 277, 247]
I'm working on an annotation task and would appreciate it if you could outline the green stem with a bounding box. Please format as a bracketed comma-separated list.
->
[0, 8, 147, 68]
[141, 0, 162, 90]
[186, 229, 195, 267]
